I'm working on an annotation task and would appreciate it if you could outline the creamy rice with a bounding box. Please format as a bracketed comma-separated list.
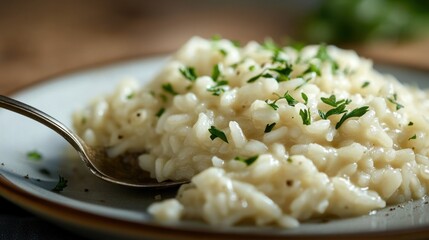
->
[73, 37, 429, 228]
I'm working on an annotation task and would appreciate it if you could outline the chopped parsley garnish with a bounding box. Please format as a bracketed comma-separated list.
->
[318, 103, 347, 119]
[265, 99, 280, 110]
[318, 95, 351, 119]
[208, 126, 229, 143]
[408, 121, 414, 126]
[271, 51, 287, 64]
[409, 134, 417, 140]
[27, 150, 42, 161]
[387, 93, 404, 110]
[299, 108, 311, 125]
[265, 91, 298, 110]
[247, 71, 273, 83]
[284, 92, 298, 106]
[156, 108, 165, 117]
[234, 155, 259, 166]
[211, 34, 221, 41]
[262, 39, 282, 53]
[294, 77, 313, 90]
[264, 122, 276, 133]
[126, 93, 135, 99]
[52, 175, 68, 192]
[335, 106, 369, 129]
[269, 64, 293, 82]
[211, 64, 221, 81]
[230, 40, 241, 47]
[315, 44, 339, 72]
[318, 95, 369, 128]
[301, 93, 309, 105]
[321, 95, 351, 107]
[219, 49, 228, 56]
[207, 80, 228, 96]
[303, 63, 321, 76]
[361, 81, 370, 88]
[290, 42, 305, 52]
[162, 83, 178, 95]
[249, 65, 255, 71]
[179, 66, 198, 82]
[247, 64, 293, 83]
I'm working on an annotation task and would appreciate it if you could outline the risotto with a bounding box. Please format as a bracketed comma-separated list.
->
[73, 37, 429, 228]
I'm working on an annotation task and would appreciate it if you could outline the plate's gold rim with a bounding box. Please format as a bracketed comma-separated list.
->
[1, 56, 429, 239]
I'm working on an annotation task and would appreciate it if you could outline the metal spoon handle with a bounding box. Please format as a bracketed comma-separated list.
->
[0, 95, 85, 152]
[0, 95, 187, 187]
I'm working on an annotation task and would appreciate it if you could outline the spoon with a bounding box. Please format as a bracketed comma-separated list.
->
[0, 95, 188, 188]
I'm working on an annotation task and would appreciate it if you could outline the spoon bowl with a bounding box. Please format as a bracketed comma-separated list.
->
[0, 95, 188, 188]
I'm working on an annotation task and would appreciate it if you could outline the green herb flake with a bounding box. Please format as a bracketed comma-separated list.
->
[247, 71, 265, 83]
[315, 44, 339, 72]
[303, 63, 321, 76]
[408, 121, 414, 126]
[409, 134, 417, 140]
[247, 71, 275, 83]
[301, 93, 309, 105]
[265, 91, 298, 110]
[126, 93, 135, 100]
[299, 108, 311, 125]
[287, 157, 293, 163]
[284, 92, 298, 107]
[335, 106, 369, 129]
[269, 64, 293, 82]
[219, 49, 228, 57]
[318, 95, 351, 119]
[208, 126, 229, 143]
[179, 66, 198, 82]
[262, 39, 281, 52]
[319, 103, 347, 119]
[162, 83, 178, 95]
[294, 77, 312, 90]
[271, 51, 287, 64]
[211, 34, 221, 41]
[264, 122, 276, 133]
[361, 81, 370, 88]
[230, 40, 241, 47]
[290, 42, 305, 52]
[211, 64, 221, 81]
[265, 99, 279, 110]
[234, 155, 259, 166]
[207, 80, 228, 96]
[387, 95, 404, 110]
[52, 175, 68, 192]
[27, 150, 42, 161]
[156, 108, 165, 117]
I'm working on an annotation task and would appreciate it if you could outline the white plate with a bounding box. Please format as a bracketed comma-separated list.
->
[1, 56, 429, 239]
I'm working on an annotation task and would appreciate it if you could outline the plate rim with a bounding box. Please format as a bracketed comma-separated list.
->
[2, 174, 429, 240]
[1, 55, 429, 239]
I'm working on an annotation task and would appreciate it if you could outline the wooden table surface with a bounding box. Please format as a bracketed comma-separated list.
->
[1, 0, 428, 95]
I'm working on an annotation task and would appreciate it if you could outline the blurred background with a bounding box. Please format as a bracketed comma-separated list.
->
[1, 0, 428, 95]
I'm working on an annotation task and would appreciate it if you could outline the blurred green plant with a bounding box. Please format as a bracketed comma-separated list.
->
[303, 0, 429, 43]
